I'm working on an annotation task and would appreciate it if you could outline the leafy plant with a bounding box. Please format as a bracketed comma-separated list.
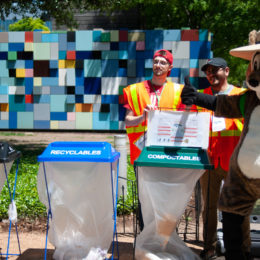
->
[9, 17, 50, 31]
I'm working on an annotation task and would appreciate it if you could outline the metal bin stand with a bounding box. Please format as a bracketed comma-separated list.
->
[37, 141, 120, 260]
[0, 142, 21, 259]
[134, 146, 213, 260]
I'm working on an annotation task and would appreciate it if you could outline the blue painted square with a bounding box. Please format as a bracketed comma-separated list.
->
[110, 121, 118, 130]
[93, 112, 110, 129]
[0, 52, 7, 60]
[25, 60, 34, 69]
[0, 43, 8, 52]
[163, 30, 181, 41]
[190, 59, 199, 68]
[144, 50, 154, 59]
[119, 104, 126, 121]
[199, 29, 209, 41]
[0, 120, 9, 128]
[50, 95, 66, 111]
[34, 95, 50, 103]
[145, 30, 163, 50]
[101, 95, 118, 104]
[25, 103, 33, 111]
[76, 76, 84, 86]
[117, 68, 127, 77]
[84, 77, 101, 94]
[59, 51, 67, 59]
[66, 69, 75, 85]
[67, 42, 76, 50]
[17, 112, 33, 129]
[14, 60, 25, 68]
[42, 33, 58, 42]
[84, 60, 101, 77]
[179, 68, 190, 84]
[75, 86, 84, 94]
[59, 33, 67, 51]
[50, 60, 58, 69]
[102, 60, 118, 77]
[145, 69, 153, 78]
[42, 77, 59, 86]
[51, 112, 67, 120]
[15, 78, 25, 86]
[136, 59, 145, 77]
[50, 86, 65, 94]
[119, 50, 128, 59]
[34, 120, 50, 129]
[170, 68, 180, 77]
[9, 95, 25, 111]
[66, 95, 75, 103]
[0, 61, 9, 77]
[76, 69, 84, 77]
[75, 95, 83, 103]
[110, 42, 119, 50]
[76, 31, 92, 51]
[110, 104, 118, 121]
[50, 69, 58, 77]
[9, 112, 17, 129]
[93, 31, 102, 42]
[9, 43, 24, 51]
[25, 78, 33, 94]
[190, 77, 199, 89]
[0, 86, 8, 94]
[119, 42, 128, 50]
[128, 42, 136, 59]
[136, 51, 145, 59]
[76, 51, 92, 59]
[190, 41, 211, 59]
[145, 59, 153, 68]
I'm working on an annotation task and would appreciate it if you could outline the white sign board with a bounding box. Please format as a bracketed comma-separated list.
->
[146, 110, 210, 149]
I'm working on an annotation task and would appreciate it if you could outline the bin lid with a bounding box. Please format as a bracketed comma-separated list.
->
[38, 142, 120, 162]
[134, 146, 214, 169]
[0, 142, 21, 163]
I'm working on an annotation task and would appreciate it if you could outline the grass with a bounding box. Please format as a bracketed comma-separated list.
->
[0, 144, 136, 220]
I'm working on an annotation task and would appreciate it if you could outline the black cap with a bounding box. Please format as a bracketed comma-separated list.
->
[201, 57, 228, 71]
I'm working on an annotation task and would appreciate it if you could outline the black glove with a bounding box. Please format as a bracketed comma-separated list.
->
[181, 76, 217, 111]
[181, 76, 198, 106]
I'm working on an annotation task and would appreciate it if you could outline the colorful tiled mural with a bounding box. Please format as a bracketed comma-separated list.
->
[0, 29, 212, 130]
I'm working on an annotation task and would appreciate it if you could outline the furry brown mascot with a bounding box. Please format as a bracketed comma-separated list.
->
[181, 30, 260, 260]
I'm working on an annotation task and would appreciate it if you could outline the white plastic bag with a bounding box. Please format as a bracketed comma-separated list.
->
[135, 166, 203, 260]
[8, 200, 17, 223]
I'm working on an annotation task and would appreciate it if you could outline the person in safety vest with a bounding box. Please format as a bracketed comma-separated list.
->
[123, 49, 186, 231]
[197, 58, 249, 260]
[123, 49, 186, 165]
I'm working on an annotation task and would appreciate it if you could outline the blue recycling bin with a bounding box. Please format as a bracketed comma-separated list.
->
[37, 142, 120, 260]
[0, 142, 21, 259]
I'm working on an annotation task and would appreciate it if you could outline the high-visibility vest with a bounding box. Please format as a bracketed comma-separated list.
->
[198, 86, 245, 171]
[124, 80, 184, 164]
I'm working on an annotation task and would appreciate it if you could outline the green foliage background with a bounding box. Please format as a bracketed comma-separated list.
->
[9, 17, 50, 31]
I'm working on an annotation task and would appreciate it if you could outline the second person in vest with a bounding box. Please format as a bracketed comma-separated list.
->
[198, 57, 249, 260]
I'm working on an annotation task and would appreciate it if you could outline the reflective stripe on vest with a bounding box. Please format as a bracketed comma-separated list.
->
[130, 84, 141, 116]
[173, 84, 181, 109]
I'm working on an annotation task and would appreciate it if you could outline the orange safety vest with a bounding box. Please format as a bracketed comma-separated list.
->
[124, 80, 184, 164]
[198, 86, 245, 171]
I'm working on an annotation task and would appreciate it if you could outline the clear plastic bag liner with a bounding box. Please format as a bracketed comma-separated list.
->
[136, 166, 203, 260]
[0, 161, 13, 194]
[38, 161, 118, 260]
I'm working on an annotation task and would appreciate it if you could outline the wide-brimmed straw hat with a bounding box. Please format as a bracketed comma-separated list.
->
[230, 30, 260, 61]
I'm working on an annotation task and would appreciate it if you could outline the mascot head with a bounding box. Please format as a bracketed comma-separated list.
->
[230, 30, 260, 97]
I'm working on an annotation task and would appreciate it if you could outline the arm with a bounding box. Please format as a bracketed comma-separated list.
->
[125, 105, 155, 127]
[181, 76, 217, 111]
